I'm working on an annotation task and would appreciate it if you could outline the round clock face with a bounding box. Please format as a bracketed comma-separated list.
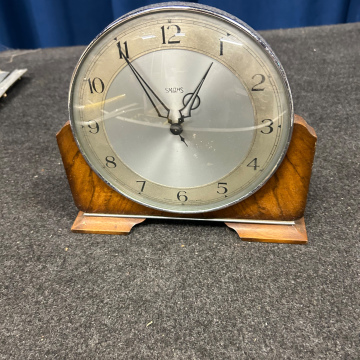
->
[69, 3, 293, 214]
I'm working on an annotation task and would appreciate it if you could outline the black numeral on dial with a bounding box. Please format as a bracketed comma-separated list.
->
[251, 74, 265, 91]
[88, 77, 104, 94]
[161, 25, 181, 44]
[177, 191, 188, 202]
[136, 180, 146, 193]
[247, 158, 259, 170]
[87, 120, 99, 134]
[217, 182, 228, 194]
[260, 119, 274, 134]
[105, 156, 116, 168]
[117, 41, 129, 59]
[219, 34, 230, 55]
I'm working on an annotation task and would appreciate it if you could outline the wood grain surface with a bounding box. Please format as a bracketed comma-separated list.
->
[225, 217, 308, 244]
[71, 211, 146, 235]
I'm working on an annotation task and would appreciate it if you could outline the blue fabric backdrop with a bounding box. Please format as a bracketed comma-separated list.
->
[0, 0, 359, 49]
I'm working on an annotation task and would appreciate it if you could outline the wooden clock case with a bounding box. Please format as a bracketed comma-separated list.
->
[57, 115, 316, 244]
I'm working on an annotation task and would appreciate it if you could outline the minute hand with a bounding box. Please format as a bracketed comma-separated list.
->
[179, 62, 213, 121]
[121, 48, 170, 119]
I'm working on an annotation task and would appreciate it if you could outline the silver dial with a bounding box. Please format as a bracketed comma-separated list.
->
[69, 3, 293, 213]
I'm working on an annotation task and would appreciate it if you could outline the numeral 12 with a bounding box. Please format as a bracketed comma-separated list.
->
[161, 25, 181, 44]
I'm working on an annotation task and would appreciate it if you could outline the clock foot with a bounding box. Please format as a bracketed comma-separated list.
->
[71, 211, 146, 235]
[225, 217, 308, 244]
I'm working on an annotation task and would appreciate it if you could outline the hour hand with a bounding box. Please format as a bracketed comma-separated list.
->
[120, 47, 170, 119]
[179, 62, 213, 122]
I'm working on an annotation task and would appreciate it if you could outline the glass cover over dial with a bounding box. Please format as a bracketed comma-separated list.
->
[69, 3, 293, 213]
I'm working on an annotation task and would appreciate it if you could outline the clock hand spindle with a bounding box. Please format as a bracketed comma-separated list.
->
[179, 62, 213, 123]
[169, 122, 188, 146]
[120, 47, 170, 120]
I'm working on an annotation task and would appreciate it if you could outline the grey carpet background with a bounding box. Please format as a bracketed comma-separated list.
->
[1, 23, 359, 359]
